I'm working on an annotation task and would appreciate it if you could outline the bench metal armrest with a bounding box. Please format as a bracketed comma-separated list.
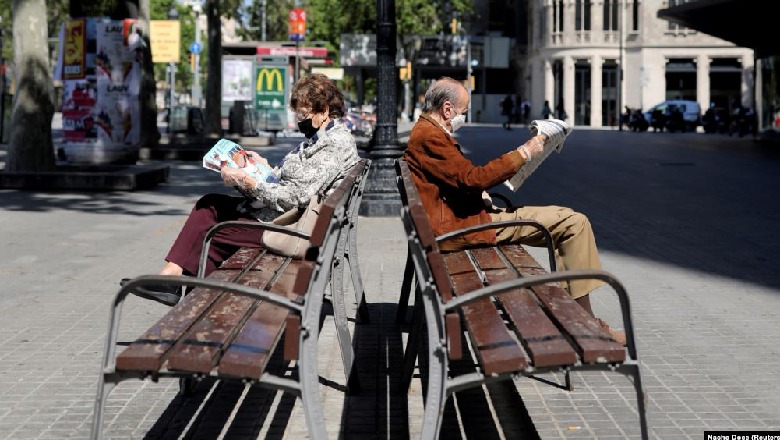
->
[198, 220, 312, 278]
[442, 269, 639, 360]
[435, 219, 557, 271]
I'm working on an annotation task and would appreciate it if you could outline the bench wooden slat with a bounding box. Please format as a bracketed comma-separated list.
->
[219, 247, 265, 269]
[531, 284, 626, 363]
[217, 261, 301, 378]
[115, 269, 239, 372]
[442, 252, 528, 375]
[166, 292, 256, 373]
[470, 247, 579, 368]
[165, 255, 287, 373]
[498, 244, 544, 269]
[500, 244, 625, 362]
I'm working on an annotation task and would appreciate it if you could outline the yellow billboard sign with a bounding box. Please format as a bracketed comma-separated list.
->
[150, 20, 180, 63]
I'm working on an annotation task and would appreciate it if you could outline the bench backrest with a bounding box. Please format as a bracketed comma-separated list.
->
[395, 159, 455, 303]
[294, 158, 370, 294]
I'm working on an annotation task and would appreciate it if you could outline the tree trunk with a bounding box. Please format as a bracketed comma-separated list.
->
[204, 0, 222, 136]
[6, 0, 55, 172]
[137, 0, 160, 150]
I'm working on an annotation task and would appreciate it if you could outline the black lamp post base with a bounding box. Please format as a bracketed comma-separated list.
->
[359, 156, 402, 217]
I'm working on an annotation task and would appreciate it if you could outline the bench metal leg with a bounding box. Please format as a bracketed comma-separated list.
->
[419, 290, 448, 440]
[299, 293, 328, 440]
[626, 363, 649, 440]
[329, 226, 362, 394]
[91, 377, 117, 440]
[330, 260, 361, 394]
[347, 222, 370, 324]
[396, 246, 415, 324]
[400, 285, 423, 392]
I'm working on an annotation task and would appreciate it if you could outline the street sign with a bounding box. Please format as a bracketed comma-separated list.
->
[255, 65, 289, 130]
[150, 20, 180, 63]
[288, 8, 306, 41]
[190, 41, 201, 54]
[255, 47, 327, 57]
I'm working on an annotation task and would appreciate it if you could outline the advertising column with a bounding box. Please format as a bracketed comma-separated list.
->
[60, 18, 142, 164]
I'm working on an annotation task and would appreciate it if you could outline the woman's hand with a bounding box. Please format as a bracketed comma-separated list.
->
[246, 151, 270, 169]
[221, 166, 257, 191]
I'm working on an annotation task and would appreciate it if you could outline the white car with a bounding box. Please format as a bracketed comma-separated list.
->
[644, 100, 702, 132]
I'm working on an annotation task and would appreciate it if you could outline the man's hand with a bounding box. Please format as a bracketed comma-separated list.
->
[518, 134, 547, 160]
[221, 166, 257, 191]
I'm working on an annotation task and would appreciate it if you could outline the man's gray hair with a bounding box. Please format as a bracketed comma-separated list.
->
[422, 77, 462, 113]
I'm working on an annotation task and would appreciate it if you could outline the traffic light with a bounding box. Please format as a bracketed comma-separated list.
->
[399, 61, 412, 81]
[190, 53, 195, 70]
[451, 18, 458, 34]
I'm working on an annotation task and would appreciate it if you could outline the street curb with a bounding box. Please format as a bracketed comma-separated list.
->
[0, 163, 170, 191]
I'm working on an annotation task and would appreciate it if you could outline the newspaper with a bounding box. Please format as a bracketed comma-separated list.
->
[504, 119, 572, 192]
[203, 138, 277, 196]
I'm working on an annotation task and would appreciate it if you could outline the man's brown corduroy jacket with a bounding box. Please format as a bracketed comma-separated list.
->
[402, 115, 526, 251]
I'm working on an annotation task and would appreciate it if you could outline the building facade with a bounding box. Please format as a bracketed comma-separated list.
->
[524, 0, 754, 127]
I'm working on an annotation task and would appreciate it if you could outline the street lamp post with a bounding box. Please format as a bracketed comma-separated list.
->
[359, 0, 402, 216]
[168, 6, 179, 121]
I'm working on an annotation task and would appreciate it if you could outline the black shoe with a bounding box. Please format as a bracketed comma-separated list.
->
[120, 278, 183, 306]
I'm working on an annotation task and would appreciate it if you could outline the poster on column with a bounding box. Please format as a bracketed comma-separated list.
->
[60, 18, 141, 164]
[61, 79, 98, 142]
[95, 20, 140, 154]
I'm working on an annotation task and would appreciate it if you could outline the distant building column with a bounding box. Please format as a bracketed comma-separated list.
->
[544, 59, 554, 112]
[591, 55, 603, 127]
[697, 55, 711, 109]
[739, 55, 753, 107]
[563, 55, 575, 122]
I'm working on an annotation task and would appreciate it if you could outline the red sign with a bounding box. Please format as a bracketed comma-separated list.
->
[256, 46, 327, 58]
[288, 8, 306, 41]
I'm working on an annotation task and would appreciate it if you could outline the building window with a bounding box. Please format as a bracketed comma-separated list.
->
[553, 0, 564, 33]
[631, 0, 640, 32]
[603, 0, 618, 31]
[576, 0, 591, 31]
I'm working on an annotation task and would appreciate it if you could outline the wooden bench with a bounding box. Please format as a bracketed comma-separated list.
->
[91, 158, 370, 440]
[395, 158, 648, 439]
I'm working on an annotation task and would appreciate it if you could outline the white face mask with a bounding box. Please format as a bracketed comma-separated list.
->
[450, 114, 466, 132]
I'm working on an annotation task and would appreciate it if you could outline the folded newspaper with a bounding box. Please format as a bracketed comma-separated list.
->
[504, 118, 572, 192]
[203, 138, 276, 183]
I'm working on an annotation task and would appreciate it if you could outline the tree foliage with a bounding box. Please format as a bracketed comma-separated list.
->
[235, 0, 472, 53]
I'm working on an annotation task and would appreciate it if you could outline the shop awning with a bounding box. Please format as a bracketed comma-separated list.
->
[657, 0, 778, 57]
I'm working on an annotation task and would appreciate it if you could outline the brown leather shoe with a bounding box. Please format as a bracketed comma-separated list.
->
[597, 318, 627, 346]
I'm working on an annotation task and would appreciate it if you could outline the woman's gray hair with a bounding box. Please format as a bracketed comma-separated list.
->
[422, 77, 462, 113]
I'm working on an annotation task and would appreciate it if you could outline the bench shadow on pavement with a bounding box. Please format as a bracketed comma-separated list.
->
[136, 302, 541, 439]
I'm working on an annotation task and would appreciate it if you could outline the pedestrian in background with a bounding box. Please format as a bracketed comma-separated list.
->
[541, 100, 552, 119]
[501, 94, 514, 130]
